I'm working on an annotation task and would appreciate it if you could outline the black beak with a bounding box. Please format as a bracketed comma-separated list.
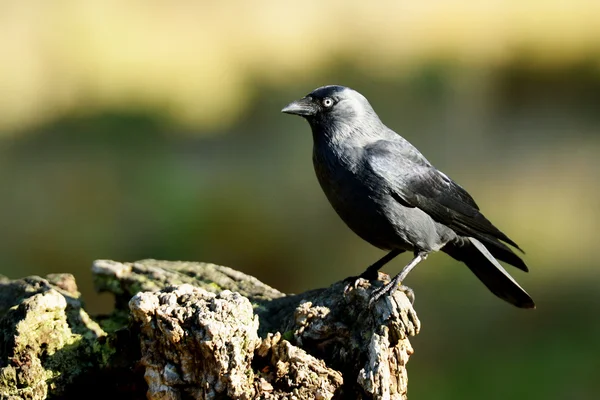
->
[281, 97, 317, 117]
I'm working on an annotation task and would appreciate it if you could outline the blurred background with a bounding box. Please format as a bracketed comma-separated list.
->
[1, 1, 599, 398]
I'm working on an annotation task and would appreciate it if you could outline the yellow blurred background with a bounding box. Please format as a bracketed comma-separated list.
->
[1, 1, 599, 399]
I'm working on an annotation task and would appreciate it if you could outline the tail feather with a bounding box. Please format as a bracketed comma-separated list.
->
[477, 234, 529, 272]
[443, 237, 535, 309]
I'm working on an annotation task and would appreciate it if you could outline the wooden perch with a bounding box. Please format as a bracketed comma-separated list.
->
[0, 260, 420, 399]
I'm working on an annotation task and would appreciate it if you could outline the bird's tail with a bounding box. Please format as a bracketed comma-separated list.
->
[442, 237, 535, 309]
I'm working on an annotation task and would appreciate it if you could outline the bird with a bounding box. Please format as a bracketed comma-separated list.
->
[281, 85, 535, 309]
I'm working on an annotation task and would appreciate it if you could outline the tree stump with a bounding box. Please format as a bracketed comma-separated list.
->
[0, 260, 420, 399]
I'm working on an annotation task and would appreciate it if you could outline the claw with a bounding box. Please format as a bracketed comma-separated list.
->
[343, 275, 364, 294]
[342, 250, 405, 296]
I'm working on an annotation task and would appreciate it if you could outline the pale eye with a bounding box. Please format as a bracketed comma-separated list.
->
[322, 97, 334, 108]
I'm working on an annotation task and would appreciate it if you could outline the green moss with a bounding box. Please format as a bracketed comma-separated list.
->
[14, 308, 76, 356]
[44, 338, 85, 372]
[0, 366, 17, 389]
[94, 275, 125, 295]
[98, 309, 129, 334]
[282, 331, 294, 342]
[245, 367, 254, 381]
[97, 340, 117, 367]
[126, 276, 163, 297]
[0, 285, 124, 399]
[252, 302, 267, 314]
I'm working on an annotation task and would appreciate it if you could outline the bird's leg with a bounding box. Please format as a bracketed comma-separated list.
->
[344, 249, 404, 293]
[359, 249, 404, 280]
[369, 251, 429, 306]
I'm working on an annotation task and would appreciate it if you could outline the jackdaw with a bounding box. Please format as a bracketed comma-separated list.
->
[281, 85, 535, 309]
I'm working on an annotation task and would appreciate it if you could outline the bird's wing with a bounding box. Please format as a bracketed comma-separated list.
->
[365, 140, 525, 256]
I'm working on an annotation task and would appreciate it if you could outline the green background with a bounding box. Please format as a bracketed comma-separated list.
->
[1, 2, 599, 399]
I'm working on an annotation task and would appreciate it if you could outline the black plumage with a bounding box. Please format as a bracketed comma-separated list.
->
[282, 85, 534, 308]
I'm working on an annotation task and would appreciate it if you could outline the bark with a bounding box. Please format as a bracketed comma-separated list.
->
[0, 259, 420, 400]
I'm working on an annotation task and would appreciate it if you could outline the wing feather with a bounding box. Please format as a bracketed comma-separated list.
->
[366, 140, 527, 271]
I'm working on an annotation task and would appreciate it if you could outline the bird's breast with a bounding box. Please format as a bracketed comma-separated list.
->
[312, 144, 404, 250]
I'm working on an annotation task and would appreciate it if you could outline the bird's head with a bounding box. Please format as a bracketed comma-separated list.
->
[281, 85, 380, 135]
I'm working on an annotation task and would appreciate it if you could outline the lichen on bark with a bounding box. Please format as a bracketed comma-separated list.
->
[1, 260, 420, 399]
[0, 275, 109, 400]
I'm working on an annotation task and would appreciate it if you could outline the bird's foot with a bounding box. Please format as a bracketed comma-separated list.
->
[343, 275, 367, 294]
[369, 280, 415, 307]
[343, 276, 359, 294]
[343, 269, 380, 294]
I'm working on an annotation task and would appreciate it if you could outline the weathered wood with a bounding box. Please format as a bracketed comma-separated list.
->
[0, 259, 420, 399]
